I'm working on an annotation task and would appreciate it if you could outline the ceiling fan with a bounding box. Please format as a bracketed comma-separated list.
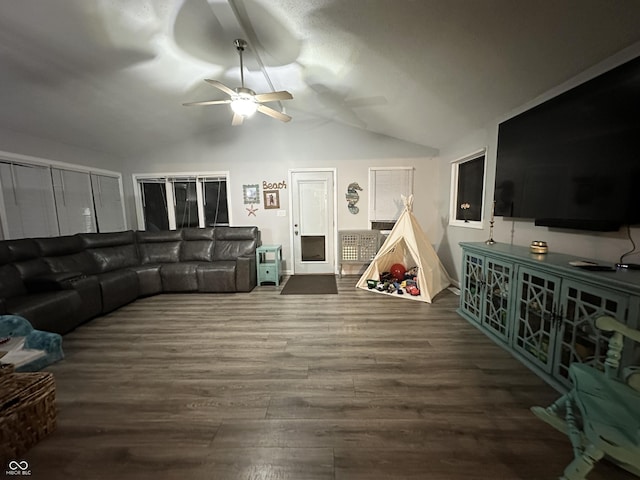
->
[183, 39, 293, 126]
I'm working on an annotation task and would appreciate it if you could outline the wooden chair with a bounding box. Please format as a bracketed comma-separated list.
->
[531, 315, 640, 480]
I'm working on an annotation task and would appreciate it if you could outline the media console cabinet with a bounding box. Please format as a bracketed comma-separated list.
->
[458, 242, 640, 391]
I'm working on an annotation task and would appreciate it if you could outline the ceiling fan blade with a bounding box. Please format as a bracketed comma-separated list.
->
[204, 79, 236, 97]
[182, 99, 232, 107]
[257, 104, 292, 122]
[231, 113, 245, 126]
[254, 91, 293, 103]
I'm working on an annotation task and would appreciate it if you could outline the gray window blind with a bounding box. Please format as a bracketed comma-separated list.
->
[91, 174, 126, 232]
[369, 167, 414, 222]
[0, 162, 59, 238]
[52, 168, 97, 234]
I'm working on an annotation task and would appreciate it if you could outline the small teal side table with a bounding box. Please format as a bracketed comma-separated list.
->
[256, 244, 282, 286]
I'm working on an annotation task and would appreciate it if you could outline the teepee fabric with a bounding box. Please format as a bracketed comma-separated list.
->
[356, 195, 451, 303]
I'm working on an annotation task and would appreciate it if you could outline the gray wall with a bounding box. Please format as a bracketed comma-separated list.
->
[439, 43, 640, 283]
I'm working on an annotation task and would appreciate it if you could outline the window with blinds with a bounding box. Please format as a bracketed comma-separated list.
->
[368, 167, 414, 227]
[0, 159, 125, 239]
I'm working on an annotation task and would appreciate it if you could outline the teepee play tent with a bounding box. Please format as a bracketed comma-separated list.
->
[356, 195, 451, 303]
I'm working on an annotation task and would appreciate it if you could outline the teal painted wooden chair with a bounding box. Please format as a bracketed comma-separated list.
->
[531, 315, 640, 480]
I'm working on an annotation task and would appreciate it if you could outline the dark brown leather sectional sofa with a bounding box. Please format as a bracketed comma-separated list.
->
[0, 226, 260, 335]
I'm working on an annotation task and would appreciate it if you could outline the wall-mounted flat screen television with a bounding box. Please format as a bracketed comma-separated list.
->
[494, 55, 640, 232]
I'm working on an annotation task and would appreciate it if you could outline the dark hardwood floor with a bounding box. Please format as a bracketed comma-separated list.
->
[21, 276, 636, 479]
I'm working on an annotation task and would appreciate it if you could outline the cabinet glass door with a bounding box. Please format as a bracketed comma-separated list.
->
[554, 281, 627, 387]
[513, 268, 560, 372]
[461, 252, 484, 323]
[482, 257, 513, 343]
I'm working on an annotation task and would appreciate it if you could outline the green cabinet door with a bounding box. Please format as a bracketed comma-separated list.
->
[553, 280, 628, 388]
[513, 267, 561, 373]
[482, 256, 514, 343]
[460, 251, 484, 324]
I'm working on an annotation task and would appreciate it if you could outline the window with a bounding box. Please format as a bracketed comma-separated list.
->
[52, 168, 97, 235]
[0, 155, 125, 239]
[0, 162, 59, 238]
[138, 179, 170, 231]
[91, 174, 126, 232]
[134, 173, 230, 231]
[449, 148, 487, 229]
[369, 167, 414, 228]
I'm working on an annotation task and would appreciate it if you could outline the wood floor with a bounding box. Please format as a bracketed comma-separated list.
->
[22, 276, 636, 479]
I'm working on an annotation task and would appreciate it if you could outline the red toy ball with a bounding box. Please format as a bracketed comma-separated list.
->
[390, 263, 406, 281]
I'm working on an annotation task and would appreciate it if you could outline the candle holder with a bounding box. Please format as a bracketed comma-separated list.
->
[485, 200, 496, 245]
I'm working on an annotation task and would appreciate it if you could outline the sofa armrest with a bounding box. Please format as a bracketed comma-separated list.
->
[24, 272, 86, 293]
[235, 255, 256, 292]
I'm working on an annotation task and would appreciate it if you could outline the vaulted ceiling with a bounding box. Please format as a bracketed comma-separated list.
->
[0, 0, 639, 159]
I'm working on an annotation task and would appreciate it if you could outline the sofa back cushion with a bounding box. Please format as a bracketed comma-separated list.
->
[87, 245, 139, 273]
[45, 251, 97, 275]
[33, 235, 90, 278]
[136, 231, 182, 264]
[138, 243, 180, 264]
[77, 231, 139, 273]
[181, 227, 214, 241]
[213, 227, 259, 261]
[0, 264, 26, 298]
[79, 231, 136, 249]
[35, 235, 83, 256]
[180, 241, 213, 262]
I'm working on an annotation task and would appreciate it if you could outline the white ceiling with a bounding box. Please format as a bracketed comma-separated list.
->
[0, 0, 639, 159]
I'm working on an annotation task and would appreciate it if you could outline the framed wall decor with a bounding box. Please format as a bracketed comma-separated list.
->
[243, 184, 260, 204]
[263, 190, 280, 209]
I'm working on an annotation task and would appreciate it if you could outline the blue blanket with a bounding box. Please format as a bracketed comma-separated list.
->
[0, 315, 64, 372]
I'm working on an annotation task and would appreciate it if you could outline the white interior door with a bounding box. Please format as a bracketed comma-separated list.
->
[290, 170, 335, 274]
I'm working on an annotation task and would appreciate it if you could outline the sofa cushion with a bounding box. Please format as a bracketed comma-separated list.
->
[180, 240, 213, 262]
[160, 263, 199, 292]
[213, 227, 259, 261]
[0, 244, 11, 265]
[5, 239, 40, 262]
[79, 231, 136, 249]
[138, 242, 180, 264]
[24, 272, 85, 293]
[197, 261, 236, 292]
[136, 230, 182, 243]
[87, 245, 139, 273]
[94, 270, 139, 313]
[5, 289, 83, 335]
[0, 264, 27, 298]
[182, 227, 215, 241]
[13, 258, 50, 280]
[129, 264, 162, 296]
[34, 235, 83, 256]
[44, 251, 97, 275]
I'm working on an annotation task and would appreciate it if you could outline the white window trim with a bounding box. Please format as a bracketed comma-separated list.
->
[449, 148, 487, 230]
[132, 171, 231, 230]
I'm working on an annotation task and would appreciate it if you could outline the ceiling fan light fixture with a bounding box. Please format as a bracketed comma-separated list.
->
[230, 96, 258, 117]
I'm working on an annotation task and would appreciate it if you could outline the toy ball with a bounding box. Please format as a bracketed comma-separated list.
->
[390, 263, 406, 281]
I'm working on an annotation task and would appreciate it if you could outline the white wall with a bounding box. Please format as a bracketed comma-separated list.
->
[0, 126, 123, 172]
[123, 118, 444, 274]
[439, 44, 640, 283]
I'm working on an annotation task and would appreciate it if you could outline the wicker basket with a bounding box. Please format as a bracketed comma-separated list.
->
[0, 363, 15, 392]
[0, 372, 56, 462]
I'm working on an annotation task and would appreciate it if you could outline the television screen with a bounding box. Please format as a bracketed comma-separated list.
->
[495, 55, 640, 231]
